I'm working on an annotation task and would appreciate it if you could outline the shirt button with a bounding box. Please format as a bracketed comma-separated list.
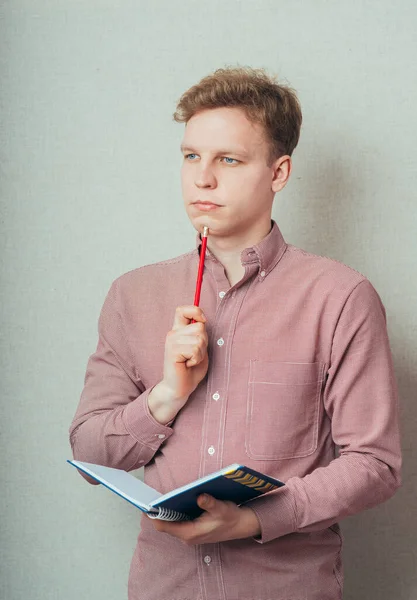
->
[260, 270, 266, 277]
[204, 555, 212, 564]
[212, 392, 220, 401]
[217, 338, 224, 346]
[208, 446, 215, 455]
[219, 291, 226, 299]
[157, 434, 165, 439]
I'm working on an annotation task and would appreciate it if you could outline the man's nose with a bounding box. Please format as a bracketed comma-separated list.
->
[195, 163, 217, 188]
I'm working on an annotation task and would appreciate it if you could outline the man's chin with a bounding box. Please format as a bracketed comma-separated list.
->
[186, 211, 239, 238]
[188, 215, 219, 236]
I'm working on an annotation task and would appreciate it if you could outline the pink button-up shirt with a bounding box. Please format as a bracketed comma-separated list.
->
[69, 220, 402, 600]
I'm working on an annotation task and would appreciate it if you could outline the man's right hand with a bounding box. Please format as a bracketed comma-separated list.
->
[147, 306, 209, 425]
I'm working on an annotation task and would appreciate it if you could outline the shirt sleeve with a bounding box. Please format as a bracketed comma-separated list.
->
[68, 279, 174, 483]
[244, 279, 402, 543]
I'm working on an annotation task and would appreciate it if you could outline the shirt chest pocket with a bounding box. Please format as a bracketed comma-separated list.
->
[245, 360, 326, 461]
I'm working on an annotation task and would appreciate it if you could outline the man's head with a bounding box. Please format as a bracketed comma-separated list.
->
[174, 66, 302, 240]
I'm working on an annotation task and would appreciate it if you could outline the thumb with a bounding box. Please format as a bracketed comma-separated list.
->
[197, 493, 216, 511]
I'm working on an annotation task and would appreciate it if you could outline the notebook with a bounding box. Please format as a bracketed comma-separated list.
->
[67, 459, 285, 521]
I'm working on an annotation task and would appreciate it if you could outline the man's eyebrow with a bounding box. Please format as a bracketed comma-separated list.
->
[180, 144, 250, 158]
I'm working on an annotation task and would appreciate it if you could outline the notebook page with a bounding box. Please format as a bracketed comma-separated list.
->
[69, 461, 162, 509]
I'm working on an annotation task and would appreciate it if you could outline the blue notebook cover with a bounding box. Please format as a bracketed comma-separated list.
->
[152, 465, 284, 519]
[68, 460, 285, 521]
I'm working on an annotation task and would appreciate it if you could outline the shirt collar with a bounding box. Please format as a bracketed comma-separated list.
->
[196, 219, 287, 279]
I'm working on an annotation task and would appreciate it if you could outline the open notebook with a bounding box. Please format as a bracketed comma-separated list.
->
[68, 460, 285, 521]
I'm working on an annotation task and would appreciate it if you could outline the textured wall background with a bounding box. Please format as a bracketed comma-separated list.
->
[1, 1, 416, 598]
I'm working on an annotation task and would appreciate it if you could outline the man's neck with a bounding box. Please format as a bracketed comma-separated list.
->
[205, 219, 272, 287]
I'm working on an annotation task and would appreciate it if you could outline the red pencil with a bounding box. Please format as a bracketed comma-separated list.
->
[191, 226, 209, 323]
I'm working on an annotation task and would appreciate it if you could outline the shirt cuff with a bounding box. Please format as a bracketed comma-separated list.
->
[122, 387, 174, 451]
[244, 484, 297, 544]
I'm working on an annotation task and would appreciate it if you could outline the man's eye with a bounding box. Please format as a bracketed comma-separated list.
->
[221, 157, 239, 165]
[185, 153, 198, 160]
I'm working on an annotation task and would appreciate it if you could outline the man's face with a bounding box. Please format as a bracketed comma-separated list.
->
[180, 107, 281, 239]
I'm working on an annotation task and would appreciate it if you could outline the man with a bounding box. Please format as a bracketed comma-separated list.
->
[69, 67, 402, 600]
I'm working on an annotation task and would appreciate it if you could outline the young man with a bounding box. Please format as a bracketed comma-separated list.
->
[69, 67, 402, 600]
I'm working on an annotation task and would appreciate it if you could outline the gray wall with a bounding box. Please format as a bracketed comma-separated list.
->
[1, 1, 416, 599]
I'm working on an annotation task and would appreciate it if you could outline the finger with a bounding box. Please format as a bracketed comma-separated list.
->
[197, 494, 218, 512]
[168, 331, 208, 367]
[150, 518, 186, 534]
[185, 348, 206, 367]
[178, 344, 205, 367]
[171, 322, 207, 339]
[172, 306, 207, 331]
[150, 517, 166, 532]
[151, 518, 198, 540]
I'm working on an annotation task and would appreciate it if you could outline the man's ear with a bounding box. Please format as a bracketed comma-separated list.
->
[271, 155, 292, 193]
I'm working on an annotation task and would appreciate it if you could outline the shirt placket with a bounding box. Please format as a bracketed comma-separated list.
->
[196, 260, 258, 600]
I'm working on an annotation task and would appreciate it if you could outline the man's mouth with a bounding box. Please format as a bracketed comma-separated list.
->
[192, 201, 222, 211]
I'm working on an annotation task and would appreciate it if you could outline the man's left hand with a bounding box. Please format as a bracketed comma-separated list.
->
[148, 494, 261, 545]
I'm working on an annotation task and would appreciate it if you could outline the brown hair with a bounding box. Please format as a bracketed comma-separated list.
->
[173, 66, 302, 165]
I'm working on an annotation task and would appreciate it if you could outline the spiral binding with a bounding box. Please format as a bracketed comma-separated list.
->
[147, 506, 191, 521]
